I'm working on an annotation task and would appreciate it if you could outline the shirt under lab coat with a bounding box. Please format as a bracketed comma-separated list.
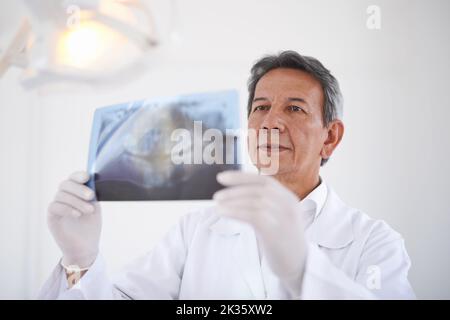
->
[38, 181, 416, 299]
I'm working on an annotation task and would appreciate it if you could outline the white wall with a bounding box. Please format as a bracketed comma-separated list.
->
[1, 0, 449, 299]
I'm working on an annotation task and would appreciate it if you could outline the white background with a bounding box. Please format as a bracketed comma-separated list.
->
[1, 0, 449, 299]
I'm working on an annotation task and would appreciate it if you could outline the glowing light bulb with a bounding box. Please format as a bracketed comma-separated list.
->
[56, 20, 126, 69]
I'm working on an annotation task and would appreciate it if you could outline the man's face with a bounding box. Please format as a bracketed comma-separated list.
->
[247, 68, 328, 177]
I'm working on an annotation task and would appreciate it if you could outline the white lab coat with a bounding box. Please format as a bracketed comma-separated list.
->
[39, 183, 415, 299]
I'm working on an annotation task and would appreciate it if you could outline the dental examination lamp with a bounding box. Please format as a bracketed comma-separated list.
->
[0, 0, 159, 88]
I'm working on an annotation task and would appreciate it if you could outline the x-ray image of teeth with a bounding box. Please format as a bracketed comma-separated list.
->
[87, 90, 241, 201]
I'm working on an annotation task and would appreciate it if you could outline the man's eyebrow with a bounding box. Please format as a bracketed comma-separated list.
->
[252, 97, 270, 103]
[252, 97, 309, 106]
[287, 97, 308, 105]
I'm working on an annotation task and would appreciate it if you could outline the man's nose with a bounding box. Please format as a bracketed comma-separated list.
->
[260, 108, 286, 132]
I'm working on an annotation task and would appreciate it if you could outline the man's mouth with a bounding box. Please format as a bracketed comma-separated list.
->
[257, 144, 291, 152]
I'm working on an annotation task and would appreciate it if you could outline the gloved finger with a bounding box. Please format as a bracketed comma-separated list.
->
[216, 205, 273, 233]
[215, 189, 281, 213]
[69, 171, 90, 184]
[216, 204, 257, 224]
[215, 195, 277, 217]
[59, 179, 95, 201]
[213, 184, 266, 201]
[217, 171, 271, 187]
[54, 190, 95, 215]
[48, 201, 81, 218]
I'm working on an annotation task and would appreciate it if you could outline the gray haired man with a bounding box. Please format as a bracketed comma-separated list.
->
[40, 51, 415, 299]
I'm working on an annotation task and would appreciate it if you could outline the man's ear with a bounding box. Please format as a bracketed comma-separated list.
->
[320, 120, 344, 161]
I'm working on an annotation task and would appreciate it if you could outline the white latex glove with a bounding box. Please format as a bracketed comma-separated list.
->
[47, 171, 101, 269]
[213, 171, 308, 298]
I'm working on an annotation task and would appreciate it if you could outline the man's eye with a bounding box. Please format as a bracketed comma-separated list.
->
[289, 105, 304, 112]
[253, 105, 269, 112]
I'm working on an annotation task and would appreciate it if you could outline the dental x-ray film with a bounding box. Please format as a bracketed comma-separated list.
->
[87, 90, 241, 201]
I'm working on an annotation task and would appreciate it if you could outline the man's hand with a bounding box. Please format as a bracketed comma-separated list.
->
[214, 171, 308, 297]
[47, 171, 102, 270]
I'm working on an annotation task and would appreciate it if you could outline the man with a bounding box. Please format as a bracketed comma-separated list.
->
[39, 51, 415, 299]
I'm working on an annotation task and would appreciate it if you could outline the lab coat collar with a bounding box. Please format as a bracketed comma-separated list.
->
[209, 181, 354, 249]
[298, 176, 327, 220]
[305, 183, 355, 249]
[208, 181, 354, 298]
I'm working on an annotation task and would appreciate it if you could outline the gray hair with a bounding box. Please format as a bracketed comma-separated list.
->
[247, 50, 343, 166]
